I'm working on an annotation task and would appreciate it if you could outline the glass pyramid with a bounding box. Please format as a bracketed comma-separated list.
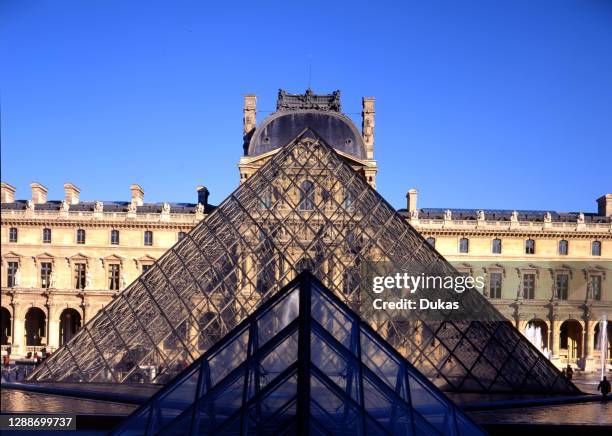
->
[29, 129, 577, 394]
[112, 271, 485, 435]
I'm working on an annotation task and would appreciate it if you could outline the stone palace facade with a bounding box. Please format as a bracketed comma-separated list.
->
[1, 90, 610, 373]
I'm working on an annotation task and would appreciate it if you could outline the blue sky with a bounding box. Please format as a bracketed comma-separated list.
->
[1, 0, 611, 212]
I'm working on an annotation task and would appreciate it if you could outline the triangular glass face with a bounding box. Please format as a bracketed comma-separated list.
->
[29, 130, 577, 395]
[111, 272, 485, 435]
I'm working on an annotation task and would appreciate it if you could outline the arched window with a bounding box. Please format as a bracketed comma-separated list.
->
[525, 239, 535, 255]
[76, 229, 86, 244]
[492, 238, 502, 254]
[144, 230, 153, 246]
[111, 229, 120, 245]
[459, 238, 469, 253]
[298, 180, 315, 211]
[426, 237, 436, 248]
[558, 240, 568, 256]
[42, 228, 52, 244]
[592, 241, 601, 256]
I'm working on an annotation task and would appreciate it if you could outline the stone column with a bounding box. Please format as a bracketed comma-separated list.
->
[11, 303, 26, 357]
[583, 317, 595, 371]
[47, 304, 61, 352]
[550, 316, 561, 360]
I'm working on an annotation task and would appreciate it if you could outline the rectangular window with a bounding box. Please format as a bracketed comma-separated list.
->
[142, 264, 152, 273]
[109, 264, 120, 290]
[590, 275, 602, 300]
[556, 273, 569, 300]
[111, 230, 120, 245]
[41, 262, 52, 289]
[43, 228, 52, 244]
[489, 272, 502, 299]
[9, 227, 18, 243]
[592, 241, 601, 256]
[144, 231, 153, 246]
[523, 273, 536, 299]
[77, 229, 86, 244]
[492, 239, 502, 254]
[558, 240, 568, 256]
[459, 238, 469, 253]
[525, 239, 535, 255]
[7, 262, 18, 287]
[75, 263, 86, 289]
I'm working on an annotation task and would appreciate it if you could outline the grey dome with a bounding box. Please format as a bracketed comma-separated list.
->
[248, 110, 366, 159]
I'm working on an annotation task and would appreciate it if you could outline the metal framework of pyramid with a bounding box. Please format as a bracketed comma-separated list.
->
[29, 129, 577, 394]
[112, 272, 485, 435]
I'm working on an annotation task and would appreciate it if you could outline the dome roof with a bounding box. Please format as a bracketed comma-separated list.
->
[247, 110, 366, 159]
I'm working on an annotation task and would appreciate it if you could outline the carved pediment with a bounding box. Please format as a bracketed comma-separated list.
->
[67, 252, 90, 266]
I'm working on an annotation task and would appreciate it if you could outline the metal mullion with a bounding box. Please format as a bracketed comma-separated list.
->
[98, 308, 141, 382]
[310, 364, 391, 436]
[134, 280, 185, 369]
[296, 273, 311, 435]
[155, 258, 203, 361]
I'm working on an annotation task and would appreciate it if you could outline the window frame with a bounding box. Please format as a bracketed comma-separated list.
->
[489, 272, 503, 299]
[76, 229, 86, 244]
[298, 180, 315, 211]
[558, 239, 569, 256]
[110, 229, 120, 246]
[459, 237, 469, 253]
[522, 272, 536, 299]
[525, 239, 536, 255]
[74, 263, 87, 290]
[491, 238, 502, 254]
[144, 230, 153, 246]
[108, 263, 121, 291]
[9, 227, 18, 243]
[592, 241, 601, 256]
[556, 273, 569, 300]
[40, 262, 53, 289]
[42, 228, 52, 244]
[7, 261, 19, 288]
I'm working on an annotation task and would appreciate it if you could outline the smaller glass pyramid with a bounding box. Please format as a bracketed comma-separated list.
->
[112, 272, 484, 435]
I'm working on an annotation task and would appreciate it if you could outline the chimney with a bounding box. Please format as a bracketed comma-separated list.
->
[197, 185, 209, 207]
[362, 97, 375, 159]
[30, 182, 48, 204]
[597, 193, 612, 217]
[406, 189, 418, 213]
[1, 182, 16, 203]
[130, 184, 144, 206]
[243, 95, 257, 154]
[64, 182, 80, 204]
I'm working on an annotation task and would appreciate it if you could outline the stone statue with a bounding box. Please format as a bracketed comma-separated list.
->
[94, 201, 104, 213]
[14, 267, 21, 287]
[510, 210, 519, 222]
[544, 212, 552, 223]
[49, 269, 57, 289]
[26, 200, 35, 212]
[120, 272, 127, 289]
[477, 210, 485, 221]
[85, 271, 92, 290]
[577, 212, 585, 224]
[410, 209, 419, 219]
[128, 201, 137, 214]
[162, 202, 171, 214]
[444, 209, 452, 221]
[61, 200, 70, 212]
[196, 202, 205, 214]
